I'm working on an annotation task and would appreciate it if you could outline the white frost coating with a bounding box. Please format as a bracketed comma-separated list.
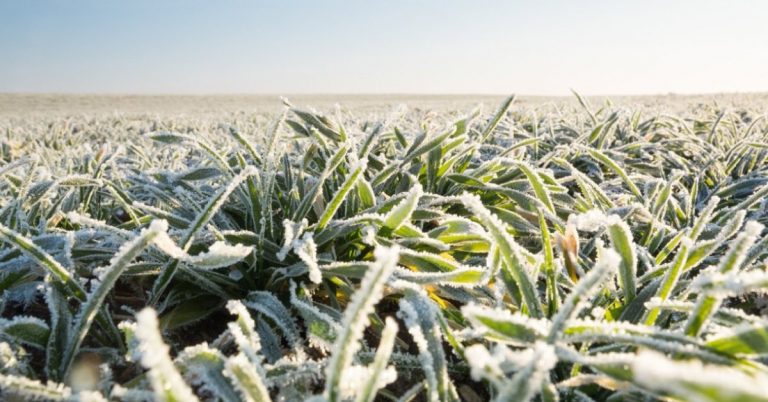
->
[521, 341, 557, 379]
[555, 346, 636, 366]
[468, 341, 557, 402]
[392, 265, 487, 287]
[277, 218, 308, 261]
[181, 166, 258, 246]
[0, 221, 75, 284]
[549, 248, 620, 341]
[0, 157, 32, 178]
[0, 342, 21, 374]
[459, 192, 544, 317]
[632, 350, 768, 402]
[186, 241, 253, 269]
[361, 225, 378, 246]
[644, 298, 697, 312]
[66, 211, 133, 238]
[323, 212, 384, 227]
[294, 232, 322, 284]
[223, 353, 272, 402]
[60, 231, 75, 271]
[464, 344, 503, 383]
[226, 300, 263, 365]
[151, 229, 253, 269]
[174, 342, 230, 393]
[289, 282, 341, 351]
[354, 316, 399, 402]
[705, 320, 768, 346]
[75, 390, 108, 402]
[0, 315, 49, 333]
[743, 220, 765, 239]
[398, 248, 476, 272]
[713, 220, 764, 274]
[561, 321, 703, 354]
[492, 343, 551, 372]
[134, 308, 200, 402]
[387, 278, 424, 293]
[324, 246, 399, 401]
[462, 303, 551, 340]
[338, 365, 396, 401]
[433, 214, 491, 241]
[276, 220, 322, 283]
[691, 270, 768, 296]
[398, 236, 449, 251]
[0, 373, 72, 399]
[132, 201, 191, 225]
[109, 384, 156, 402]
[227, 300, 257, 336]
[96, 219, 169, 282]
[397, 299, 438, 402]
[382, 183, 422, 230]
[570, 209, 623, 232]
[48, 223, 174, 388]
[348, 151, 368, 175]
[590, 306, 606, 320]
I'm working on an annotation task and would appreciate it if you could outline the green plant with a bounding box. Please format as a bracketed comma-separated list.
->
[1, 94, 768, 401]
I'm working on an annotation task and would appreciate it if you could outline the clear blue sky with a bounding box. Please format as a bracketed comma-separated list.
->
[1, 0, 767, 95]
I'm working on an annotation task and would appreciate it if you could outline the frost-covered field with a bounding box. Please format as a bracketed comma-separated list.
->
[1, 94, 768, 401]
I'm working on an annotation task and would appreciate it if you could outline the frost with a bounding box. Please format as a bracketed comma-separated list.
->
[289, 282, 340, 351]
[691, 269, 768, 296]
[223, 353, 271, 402]
[0, 342, 21, 374]
[5, 91, 768, 402]
[187, 241, 253, 269]
[336, 365, 396, 401]
[324, 246, 399, 401]
[74, 390, 108, 402]
[151, 229, 253, 269]
[361, 224, 377, 246]
[294, 233, 321, 284]
[397, 299, 439, 401]
[466, 341, 556, 402]
[392, 265, 487, 287]
[226, 300, 261, 361]
[397, 291, 456, 402]
[632, 350, 768, 402]
[462, 303, 551, 344]
[549, 248, 620, 341]
[0, 373, 72, 400]
[464, 344, 503, 382]
[134, 308, 200, 402]
[382, 183, 422, 230]
[571, 209, 620, 232]
[277, 219, 308, 261]
[66, 212, 132, 239]
[244, 291, 301, 347]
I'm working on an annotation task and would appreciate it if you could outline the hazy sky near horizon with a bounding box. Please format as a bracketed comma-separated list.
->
[2, 1, 767, 95]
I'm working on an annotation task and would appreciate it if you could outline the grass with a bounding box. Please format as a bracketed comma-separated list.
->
[1, 93, 768, 401]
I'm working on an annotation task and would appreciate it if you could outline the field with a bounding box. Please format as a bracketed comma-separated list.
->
[1, 93, 768, 402]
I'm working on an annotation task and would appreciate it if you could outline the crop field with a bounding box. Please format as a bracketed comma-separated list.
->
[1, 93, 768, 402]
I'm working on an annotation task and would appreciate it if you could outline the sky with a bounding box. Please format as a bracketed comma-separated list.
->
[1, 0, 767, 95]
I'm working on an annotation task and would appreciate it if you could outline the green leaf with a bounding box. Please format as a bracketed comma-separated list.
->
[706, 323, 768, 357]
[0, 317, 49, 350]
[382, 183, 422, 231]
[316, 158, 367, 231]
[480, 94, 515, 142]
[460, 194, 544, 318]
[324, 246, 398, 402]
[462, 304, 547, 345]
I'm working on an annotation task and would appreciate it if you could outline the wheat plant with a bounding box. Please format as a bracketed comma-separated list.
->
[1, 94, 768, 401]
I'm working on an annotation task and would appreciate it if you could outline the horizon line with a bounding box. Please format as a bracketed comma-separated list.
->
[2, 90, 767, 98]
